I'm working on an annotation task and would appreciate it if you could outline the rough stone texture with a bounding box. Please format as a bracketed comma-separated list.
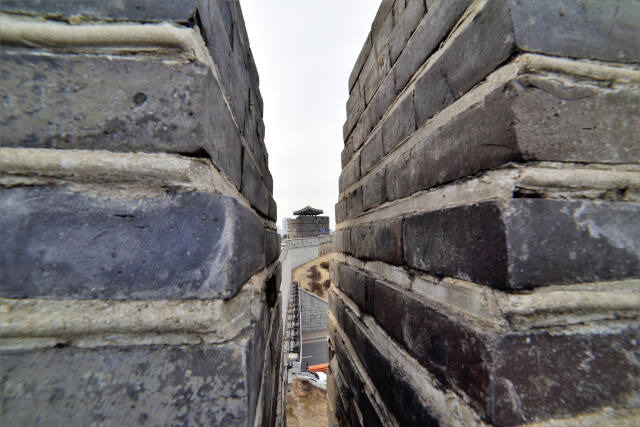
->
[242, 148, 269, 217]
[404, 199, 640, 290]
[0, 0, 199, 22]
[333, 0, 640, 425]
[330, 294, 439, 427]
[0, 0, 275, 214]
[510, 0, 640, 64]
[369, 279, 640, 425]
[0, 187, 267, 300]
[393, 0, 472, 93]
[348, 218, 403, 265]
[0, 2, 281, 426]
[0, 334, 263, 426]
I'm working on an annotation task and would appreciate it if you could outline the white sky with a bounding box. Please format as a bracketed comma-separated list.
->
[241, 1, 381, 231]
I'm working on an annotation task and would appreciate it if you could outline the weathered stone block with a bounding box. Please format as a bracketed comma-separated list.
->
[510, 0, 640, 64]
[0, 334, 265, 426]
[362, 75, 396, 139]
[341, 140, 355, 169]
[333, 228, 351, 254]
[348, 219, 403, 265]
[386, 69, 640, 204]
[268, 195, 277, 222]
[394, 0, 471, 93]
[0, 49, 244, 189]
[241, 151, 269, 217]
[362, 168, 387, 211]
[388, 0, 426, 64]
[510, 73, 640, 163]
[335, 199, 347, 224]
[403, 199, 640, 290]
[0, 0, 199, 22]
[381, 92, 415, 154]
[368, 279, 640, 425]
[413, 0, 514, 128]
[345, 187, 364, 219]
[328, 349, 385, 427]
[344, 80, 365, 140]
[339, 156, 360, 193]
[0, 187, 265, 299]
[331, 295, 440, 427]
[348, 35, 373, 94]
[359, 130, 383, 175]
[264, 229, 281, 266]
[336, 263, 371, 313]
[361, 45, 391, 106]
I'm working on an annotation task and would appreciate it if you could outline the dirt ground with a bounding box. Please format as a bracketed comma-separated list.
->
[286, 379, 328, 427]
[292, 254, 333, 300]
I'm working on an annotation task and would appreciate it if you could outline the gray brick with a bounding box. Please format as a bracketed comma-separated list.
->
[511, 0, 640, 64]
[369, 279, 640, 425]
[348, 35, 373, 93]
[327, 345, 385, 427]
[344, 80, 366, 140]
[362, 168, 387, 212]
[345, 187, 364, 219]
[264, 169, 274, 195]
[385, 148, 416, 201]
[387, 71, 640, 204]
[0, 335, 263, 426]
[403, 199, 640, 290]
[268, 195, 277, 222]
[360, 130, 384, 174]
[381, 91, 416, 154]
[330, 294, 440, 427]
[340, 139, 355, 168]
[348, 218, 403, 265]
[0, 49, 245, 189]
[394, 0, 471, 93]
[389, 87, 517, 201]
[362, 74, 396, 138]
[510, 73, 640, 163]
[0, 0, 199, 22]
[371, 0, 395, 57]
[339, 157, 360, 193]
[0, 187, 265, 300]
[241, 152, 269, 217]
[333, 228, 351, 253]
[264, 229, 281, 266]
[336, 263, 375, 314]
[335, 199, 348, 224]
[388, 0, 427, 64]
[413, 0, 514, 128]
[349, 119, 367, 152]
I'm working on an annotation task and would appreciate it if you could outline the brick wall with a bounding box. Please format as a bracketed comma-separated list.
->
[287, 215, 330, 238]
[330, 0, 640, 425]
[0, 2, 281, 426]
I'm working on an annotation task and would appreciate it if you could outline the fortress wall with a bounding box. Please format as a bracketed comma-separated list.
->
[0, 2, 281, 426]
[287, 216, 330, 239]
[331, 0, 640, 425]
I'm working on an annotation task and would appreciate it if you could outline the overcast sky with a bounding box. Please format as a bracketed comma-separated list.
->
[241, 1, 380, 231]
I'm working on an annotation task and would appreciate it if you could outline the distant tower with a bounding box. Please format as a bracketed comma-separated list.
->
[286, 206, 330, 239]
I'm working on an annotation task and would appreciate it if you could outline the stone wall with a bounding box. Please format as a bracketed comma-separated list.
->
[279, 235, 333, 325]
[331, 0, 640, 426]
[300, 289, 329, 333]
[287, 216, 330, 238]
[0, 2, 281, 426]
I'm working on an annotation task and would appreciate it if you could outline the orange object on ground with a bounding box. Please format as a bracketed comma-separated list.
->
[307, 363, 328, 373]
